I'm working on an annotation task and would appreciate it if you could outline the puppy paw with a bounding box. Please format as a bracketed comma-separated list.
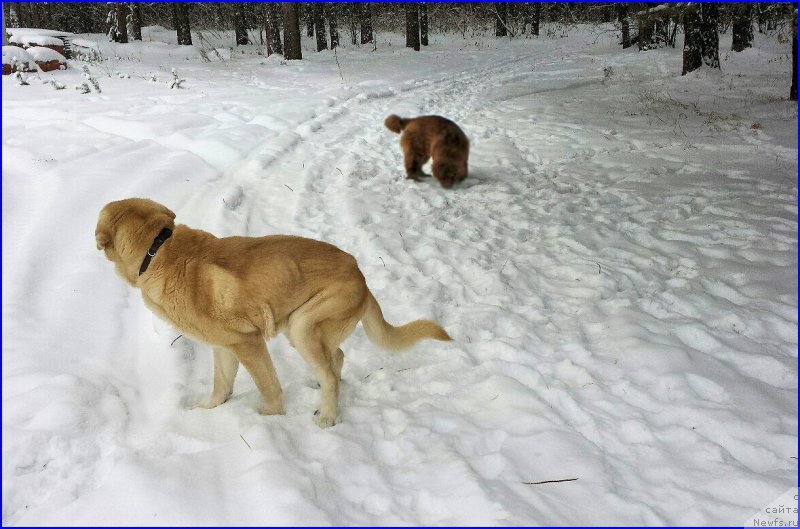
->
[314, 412, 338, 429]
[406, 171, 429, 181]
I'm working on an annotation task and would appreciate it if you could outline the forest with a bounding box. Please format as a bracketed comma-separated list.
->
[3, 2, 798, 98]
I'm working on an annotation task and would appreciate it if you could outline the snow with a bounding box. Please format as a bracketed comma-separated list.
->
[6, 27, 74, 38]
[24, 46, 66, 63]
[1, 46, 36, 68]
[2, 25, 797, 526]
[68, 38, 100, 50]
[9, 35, 64, 47]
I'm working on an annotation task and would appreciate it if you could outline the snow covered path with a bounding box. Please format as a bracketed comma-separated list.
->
[3, 28, 797, 525]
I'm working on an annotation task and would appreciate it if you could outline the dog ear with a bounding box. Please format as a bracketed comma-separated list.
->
[95, 229, 111, 250]
[157, 203, 176, 220]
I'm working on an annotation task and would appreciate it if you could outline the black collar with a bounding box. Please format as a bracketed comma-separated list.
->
[139, 227, 172, 276]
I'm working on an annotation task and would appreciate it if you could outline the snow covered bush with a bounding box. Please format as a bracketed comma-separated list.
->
[25, 46, 67, 72]
[2, 46, 37, 75]
[70, 39, 103, 63]
[169, 68, 186, 89]
[75, 65, 102, 94]
[14, 71, 30, 85]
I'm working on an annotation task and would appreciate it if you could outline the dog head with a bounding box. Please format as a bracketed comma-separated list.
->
[433, 160, 467, 189]
[95, 198, 176, 286]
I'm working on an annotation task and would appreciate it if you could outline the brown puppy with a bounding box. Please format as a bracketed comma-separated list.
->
[384, 114, 469, 189]
[95, 198, 451, 428]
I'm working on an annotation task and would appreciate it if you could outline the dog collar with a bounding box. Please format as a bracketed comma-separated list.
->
[139, 227, 172, 276]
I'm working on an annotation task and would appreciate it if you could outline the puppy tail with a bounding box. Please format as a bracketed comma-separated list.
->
[361, 290, 451, 352]
[384, 114, 408, 134]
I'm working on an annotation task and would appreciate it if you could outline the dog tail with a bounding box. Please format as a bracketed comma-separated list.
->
[384, 114, 408, 134]
[361, 290, 451, 352]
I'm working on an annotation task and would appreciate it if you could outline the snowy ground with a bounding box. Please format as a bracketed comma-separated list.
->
[2, 25, 797, 526]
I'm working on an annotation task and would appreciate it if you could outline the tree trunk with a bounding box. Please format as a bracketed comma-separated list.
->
[349, 2, 358, 45]
[313, 3, 327, 51]
[532, 3, 541, 36]
[420, 3, 428, 46]
[791, 9, 797, 101]
[265, 3, 282, 55]
[329, 6, 339, 49]
[682, 8, 703, 75]
[495, 3, 508, 37]
[262, 5, 272, 54]
[618, 3, 630, 47]
[360, 3, 373, 45]
[699, 3, 720, 68]
[131, 3, 142, 41]
[2, 5, 7, 46]
[638, 17, 653, 50]
[283, 3, 302, 60]
[305, 3, 314, 37]
[173, 3, 192, 46]
[261, 2, 283, 56]
[731, 4, 753, 52]
[234, 5, 249, 45]
[109, 3, 127, 43]
[171, 4, 180, 42]
[406, 3, 420, 51]
[117, 4, 128, 43]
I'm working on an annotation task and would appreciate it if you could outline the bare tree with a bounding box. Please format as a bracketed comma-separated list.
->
[406, 3, 420, 51]
[731, 3, 753, 52]
[283, 2, 302, 60]
[420, 3, 428, 46]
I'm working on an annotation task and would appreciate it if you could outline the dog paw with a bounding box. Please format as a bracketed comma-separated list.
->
[196, 395, 227, 409]
[258, 403, 285, 416]
[314, 413, 338, 429]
